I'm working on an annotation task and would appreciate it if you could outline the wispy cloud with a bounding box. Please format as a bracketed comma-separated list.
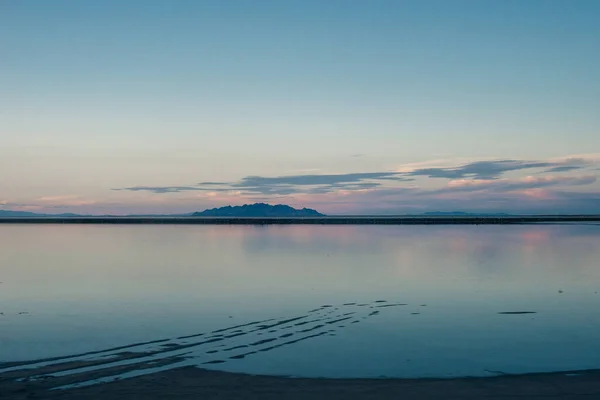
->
[1, 196, 98, 212]
[1, 201, 33, 208]
[34, 153, 600, 214]
[227, 172, 412, 195]
[197, 182, 229, 186]
[294, 184, 600, 215]
[232, 172, 411, 186]
[549, 154, 600, 165]
[407, 160, 559, 180]
[306, 182, 381, 194]
[117, 172, 413, 196]
[117, 155, 598, 197]
[397, 154, 600, 178]
[35, 195, 97, 206]
[427, 175, 597, 195]
[114, 186, 230, 194]
[543, 165, 584, 173]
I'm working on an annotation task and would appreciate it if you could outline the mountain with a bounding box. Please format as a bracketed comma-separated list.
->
[0, 210, 82, 217]
[192, 203, 324, 217]
[423, 211, 510, 216]
[0, 210, 45, 217]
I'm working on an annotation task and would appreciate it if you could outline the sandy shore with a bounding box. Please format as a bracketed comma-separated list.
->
[3, 300, 600, 399]
[2, 366, 600, 399]
[3, 301, 599, 398]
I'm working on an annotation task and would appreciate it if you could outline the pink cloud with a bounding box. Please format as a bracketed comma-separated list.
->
[3, 153, 600, 215]
[438, 174, 596, 194]
[37, 195, 97, 207]
[514, 189, 554, 200]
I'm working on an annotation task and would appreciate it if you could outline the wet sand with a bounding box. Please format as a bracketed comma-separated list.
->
[0, 301, 412, 388]
[2, 301, 599, 399]
[2, 366, 600, 399]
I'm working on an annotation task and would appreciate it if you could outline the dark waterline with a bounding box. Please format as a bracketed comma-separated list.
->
[1, 215, 600, 225]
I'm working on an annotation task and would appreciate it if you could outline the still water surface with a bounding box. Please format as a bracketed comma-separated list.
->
[1, 224, 599, 379]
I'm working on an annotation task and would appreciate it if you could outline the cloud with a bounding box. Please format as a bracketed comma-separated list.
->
[232, 172, 410, 187]
[407, 160, 560, 180]
[123, 165, 593, 196]
[306, 182, 381, 194]
[37, 195, 77, 202]
[114, 186, 230, 194]
[286, 173, 599, 215]
[1, 195, 99, 212]
[1, 201, 32, 208]
[35, 195, 97, 206]
[549, 154, 600, 165]
[108, 154, 599, 214]
[118, 172, 412, 196]
[539, 155, 599, 173]
[231, 172, 413, 195]
[543, 165, 584, 173]
[427, 175, 597, 195]
[404, 155, 600, 180]
[116, 155, 599, 197]
[225, 172, 412, 195]
[300, 185, 600, 215]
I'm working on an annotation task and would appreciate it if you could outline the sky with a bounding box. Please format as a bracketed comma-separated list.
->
[2, 0, 600, 215]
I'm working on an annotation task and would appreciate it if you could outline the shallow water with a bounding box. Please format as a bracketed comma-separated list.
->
[1, 224, 599, 383]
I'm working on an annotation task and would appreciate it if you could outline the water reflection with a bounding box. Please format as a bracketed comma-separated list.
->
[0, 223, 599, 378]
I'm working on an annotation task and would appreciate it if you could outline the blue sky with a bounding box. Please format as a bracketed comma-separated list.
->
[2, 0, 600, 214]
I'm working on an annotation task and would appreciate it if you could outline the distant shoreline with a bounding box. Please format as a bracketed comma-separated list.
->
[1, 215, 600, 225]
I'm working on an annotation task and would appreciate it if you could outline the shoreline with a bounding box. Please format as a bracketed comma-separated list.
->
[4, 297, 599, 398]
[3, 365, 600, 399]
[1, 215, 600, 225]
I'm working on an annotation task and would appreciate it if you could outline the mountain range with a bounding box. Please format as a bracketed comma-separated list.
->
[423, 211, 510, 216]
[0, 203, 324, 218]
[192, 203, 323, 217]
[0, 210, 81, 217]
[0, 205, 519, 218]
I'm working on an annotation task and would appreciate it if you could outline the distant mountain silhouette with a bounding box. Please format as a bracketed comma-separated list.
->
[423, 211, 510, 216]
[192, 203, 324, 217]
[0, 210, 187, 218]
[1, 208, 513, 218]
[0, 210, 82, 217]
[0, 210, 42, 217]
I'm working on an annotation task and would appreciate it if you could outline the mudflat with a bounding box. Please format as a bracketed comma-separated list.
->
[2, 366, 600, 399]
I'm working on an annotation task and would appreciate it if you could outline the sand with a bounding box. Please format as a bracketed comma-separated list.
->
[2, 366, 600, 399]
[3, 301, 599, 398]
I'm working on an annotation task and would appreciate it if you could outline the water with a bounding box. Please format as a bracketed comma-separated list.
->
[1, 224, 599, 383]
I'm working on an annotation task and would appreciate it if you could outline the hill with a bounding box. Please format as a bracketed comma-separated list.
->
[423, 211, 510, 216]
[192, 203, 324, 217]
[0, 210, 44, 217]
[0, 210, 82, 217]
